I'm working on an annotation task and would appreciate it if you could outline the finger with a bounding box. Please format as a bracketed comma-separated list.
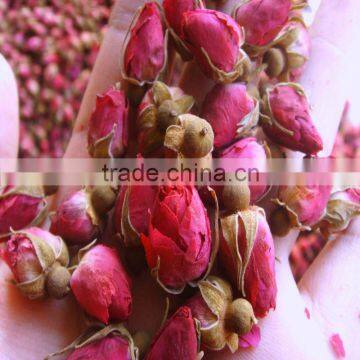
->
[0, 54, 19, 159]
[299, 217, 360, 358]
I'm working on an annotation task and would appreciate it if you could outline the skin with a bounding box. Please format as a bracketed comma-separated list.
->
[0, 0, 359, 358]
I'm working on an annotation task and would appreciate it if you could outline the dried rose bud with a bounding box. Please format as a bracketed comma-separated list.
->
[123, 2, 166, 85]
[186, 276, 258, 352]
[114, 185, 158, 247]
[141, 185, 212, 293]
[319, 188, 360, 237]
[137, 81, 194, 156]
[271, 185, 332, 235]
[217, 138, 269, 203]
[146, 306, 201, 359]
[263, 17, 311, 81]
[221, 183, 251, 213]
[50, 188, 101, 245]
[164, 114, 214, 158]
[87, 86, 129, 158]
[0, 227, 70, 299]
[163, 0, 204, 35]
[45, 324, 138, 360]
[70, 244, 132, 324]
[181, 9, 250, 83]
[220, 207, 277, 318]
[261, 83, 323, 155]
[201, 84, 259, 150]
[0, 186, 47, 238]
[90, 186, 118, 216]
[234, 0, 291, 47]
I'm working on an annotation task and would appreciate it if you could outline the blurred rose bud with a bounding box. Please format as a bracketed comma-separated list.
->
[50, 188, 101, 245]
[70, 244, 132, 324]
[217, 138, 269, 203]
[46, 324, 138, 360]
[123, 2, 166, 85]
[0, 227, 70, 299]
[234, 0, 291, 47]
[0, 186, 47, 239]
[181, 9, 250, 83]
[220, 207, 277, 318]
[186, 276, 259, 353]
[164, 114, 214, 158]
[261, 83, 323, 155]
[318, 188, 360, 237]
[141, 185, 212, 293]
[146, 306, 201, 359]
[137, 81, 194, 156]
[201, 83, 259, 150]
[263, 17, 311, 81]
[87, 86, 129, 158]
[163, 0, 204, 35]
[271, 185, 332, 236]
[114, 185, 158, 247]
[90, 186, 118, 216]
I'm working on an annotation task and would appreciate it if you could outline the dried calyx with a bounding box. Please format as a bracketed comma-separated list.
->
[90, 186, 118, 216]
[186, 276, 257, 353]
[164, 114, 214, 158]
[222, 182, 251, 213]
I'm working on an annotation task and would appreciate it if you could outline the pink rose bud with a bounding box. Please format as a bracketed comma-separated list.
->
[163, 0, 204, 35]
[1, 227, 70, 299]
[217, 138, 269, 203]
[114, 185, 158, 247]
[220, 207, 277, 318]
[141, 185, 212, 293]
[261, 83, 323, 155]
[319, 188, 360, 237]
[137, 81, 194, 156]
[47, 324, 138, 360]
[186, 276, 258, 352]
[181, 9, 249, 83]
[123, 2, 166, 84]
[0, 186, 47, 238]
[201, 83, 259, 150]
[234, 0, 291, 47]
[87, 86, 129, 158]
[146, 306, 200, 359]
[271, 185, 332, 236]
[70, 244, 132, 324]
[50, 188, 101, 245]
[263, 17, 311, 81]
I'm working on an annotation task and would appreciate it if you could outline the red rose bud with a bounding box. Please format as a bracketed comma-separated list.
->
[50, 188, 101, 245]
[0, 186, 47, 239]
[261, 83, 323, 155]
[88, 86, 129, 158]
[201, 83, 259, 150]
[234, 0, 291, 47]
[181, 9, 249, 83]
[220, 207, 277, 318]
[319, 188, 360, 237]
[263, 17, 311, 81]
[217, 138, 269, 203]
[46, 324, 138, 360]
[70, 244, 132, 324]
[123, 2, 166, 85]
[141, 185, 212, 293]
[114, 185, 158, 247]
[137, 81, 194, 156]
[146, 306, 201, 360]
[163, 0, 204, 35]
[186, 276, 258, 352]
[271, 185, 332, 235]
[0, 227, 70, 299]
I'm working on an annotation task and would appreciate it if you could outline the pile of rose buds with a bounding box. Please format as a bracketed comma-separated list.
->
[1, 1, 360, 359]
[0, 0, 112, 157]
